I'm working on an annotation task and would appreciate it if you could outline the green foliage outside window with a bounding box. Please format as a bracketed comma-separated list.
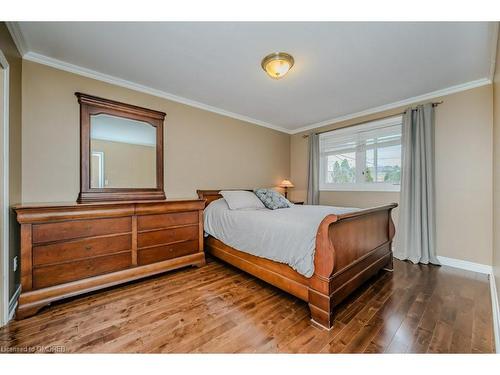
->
[329, 158, 400, 184]
[330, 159, 355, 183]
[383, 165, 400, 183]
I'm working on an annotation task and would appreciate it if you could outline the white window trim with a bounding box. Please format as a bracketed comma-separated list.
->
[92, 151, 105, 188]
[320, 183, 401, 192]
[319, 115, 402, 193]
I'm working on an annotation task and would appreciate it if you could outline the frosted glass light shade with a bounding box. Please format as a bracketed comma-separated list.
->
[261, 52, 294, 79]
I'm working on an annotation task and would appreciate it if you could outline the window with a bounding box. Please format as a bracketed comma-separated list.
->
[319, 116, 402, 192]
[91, 151, 105, 188]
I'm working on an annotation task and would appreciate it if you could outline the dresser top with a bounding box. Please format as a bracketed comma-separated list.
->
[12, 198, 204, 210]
[13, 198, 206, 224]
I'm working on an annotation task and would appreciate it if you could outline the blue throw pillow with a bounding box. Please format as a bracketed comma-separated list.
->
[254, 188, 292, 210]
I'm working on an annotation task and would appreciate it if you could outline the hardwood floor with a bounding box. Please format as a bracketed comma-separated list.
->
[0, 258, 495, 353]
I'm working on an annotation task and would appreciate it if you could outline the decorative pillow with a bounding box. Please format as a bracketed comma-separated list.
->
[254, 188, 292, 210]
[220, 190, 266, 210]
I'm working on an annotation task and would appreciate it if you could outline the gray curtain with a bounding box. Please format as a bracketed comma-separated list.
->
[394, 103, 439, 265]
[306, 133, 320, 205]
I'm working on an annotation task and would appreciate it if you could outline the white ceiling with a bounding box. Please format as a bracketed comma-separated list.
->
[12, 22, 497, 133]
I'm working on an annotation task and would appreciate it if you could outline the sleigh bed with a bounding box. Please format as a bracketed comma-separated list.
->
[197, 189, 397, 329]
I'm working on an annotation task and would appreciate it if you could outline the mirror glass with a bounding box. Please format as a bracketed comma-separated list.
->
[90, 114, 157, 189]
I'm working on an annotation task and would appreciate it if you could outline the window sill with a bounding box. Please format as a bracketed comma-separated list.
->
[320, 184, 400, 193]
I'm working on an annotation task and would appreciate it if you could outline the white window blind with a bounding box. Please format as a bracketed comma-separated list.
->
[319, 116, 402, 192]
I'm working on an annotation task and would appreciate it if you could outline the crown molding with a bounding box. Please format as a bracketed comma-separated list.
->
[290, 77, 492, 134]
[19, 52, 495, 137]
[23, 51, 293, 135]
[5, 22, 28, 56]
[14, 21, 494, 136]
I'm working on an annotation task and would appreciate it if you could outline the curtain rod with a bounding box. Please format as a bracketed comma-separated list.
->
[302, 101, 443, 138]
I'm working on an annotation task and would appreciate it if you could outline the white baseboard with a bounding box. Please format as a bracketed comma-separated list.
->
[489, 273, 500, 354]
[435, 255, 498, 352]
[437, 256, 493, 275]
[8, 285, 21, 322]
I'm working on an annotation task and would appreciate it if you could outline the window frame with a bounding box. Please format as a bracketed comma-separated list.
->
[91, 151, 105, 188]
[319, 116, 402, 193]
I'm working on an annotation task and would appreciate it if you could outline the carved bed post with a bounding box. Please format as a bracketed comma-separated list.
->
[307, 205, 397, 329]
[308, 215, 338, 329]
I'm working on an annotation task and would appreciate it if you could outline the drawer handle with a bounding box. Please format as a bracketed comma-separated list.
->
[85, 246, 92, 251]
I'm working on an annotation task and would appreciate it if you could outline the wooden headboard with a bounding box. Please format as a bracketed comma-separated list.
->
[197, 189, 253, 208]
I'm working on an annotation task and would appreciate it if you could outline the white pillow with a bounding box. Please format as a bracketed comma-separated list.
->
[220, 190, 266, 210]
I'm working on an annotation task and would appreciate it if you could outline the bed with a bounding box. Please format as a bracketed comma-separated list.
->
[197, 189, 397, 329]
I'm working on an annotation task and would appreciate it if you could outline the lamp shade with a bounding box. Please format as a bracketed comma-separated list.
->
[279, 179, 295, 188]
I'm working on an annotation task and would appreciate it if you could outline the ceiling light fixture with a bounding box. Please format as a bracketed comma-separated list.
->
[261, 52, 294, 80]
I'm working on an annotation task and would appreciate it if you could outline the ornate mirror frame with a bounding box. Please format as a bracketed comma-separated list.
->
[76, 93, 166, 203]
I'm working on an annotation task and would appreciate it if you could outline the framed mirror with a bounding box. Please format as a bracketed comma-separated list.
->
[76, 93, 166, 202]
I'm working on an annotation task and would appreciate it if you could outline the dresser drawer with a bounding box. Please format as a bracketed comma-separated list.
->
[33, 234, 132, 267]
[33, 252, 132, 289]
[137, 240, 198, 265]
[137, 211, 198, 231]
[32, 217, 132, 244]
[138, 226, 198, 249]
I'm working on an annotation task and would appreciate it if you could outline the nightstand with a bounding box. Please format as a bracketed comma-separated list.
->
[292, 201, 304, 205]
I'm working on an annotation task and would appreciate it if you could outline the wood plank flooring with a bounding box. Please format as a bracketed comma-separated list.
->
[0, 258, 495, 353]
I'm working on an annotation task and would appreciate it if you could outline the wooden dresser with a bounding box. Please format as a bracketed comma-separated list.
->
[13, 199, 206, 319]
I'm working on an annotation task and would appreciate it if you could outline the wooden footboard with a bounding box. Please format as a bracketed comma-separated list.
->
[197, 190, 397, 330]
[308, 204, 397, 328]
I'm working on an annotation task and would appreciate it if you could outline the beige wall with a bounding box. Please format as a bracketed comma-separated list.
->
[493, 28, 500, 308]
[435, 86, 493, 265]
[22, 60, 290, 202]
[291, 84, 493, 265]
[0, 23, 22, 299]
[92, 139, 156, 188]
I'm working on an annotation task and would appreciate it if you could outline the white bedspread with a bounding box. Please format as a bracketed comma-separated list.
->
[204, 199, 359, 277]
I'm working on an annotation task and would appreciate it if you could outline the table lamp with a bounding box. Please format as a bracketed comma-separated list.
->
[279, 179, 295, 199]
